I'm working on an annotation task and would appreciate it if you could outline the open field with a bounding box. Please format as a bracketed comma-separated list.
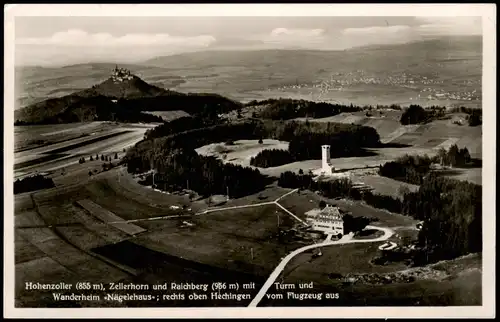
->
[260, 252, 481, 306]
[14, 152, 479, 307]
[14, 122, 121, 152]
[14, 168, 308, 306]
[195, 139, 289, 167]
[75, 199, 147, 235]
[14, 122, 157, 179]
[132, 204, 303, 278]
[143, 110, 191, 122]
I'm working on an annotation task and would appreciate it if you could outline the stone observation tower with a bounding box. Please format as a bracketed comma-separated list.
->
[321, 145, 333, 175]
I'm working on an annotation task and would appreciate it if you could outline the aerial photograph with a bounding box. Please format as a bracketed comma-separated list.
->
[8, 9, 487, 313]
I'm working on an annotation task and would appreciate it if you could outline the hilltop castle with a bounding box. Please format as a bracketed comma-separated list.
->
[111, 65, 133, 83]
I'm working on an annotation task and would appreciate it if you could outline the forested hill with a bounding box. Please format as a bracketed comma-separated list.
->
[14, 69, 242, 125]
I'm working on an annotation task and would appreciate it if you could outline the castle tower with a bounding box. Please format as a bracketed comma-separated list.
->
[321, 145, 332, 174]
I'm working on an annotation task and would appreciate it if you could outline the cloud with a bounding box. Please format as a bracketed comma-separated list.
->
[414, 17, 482, 36]
[15, 29, 217, 65]
[258, 28, 327, 48]
[342, 25, 412, 35]
[16, 29, 216, 48]
[270, 28, 325, 37]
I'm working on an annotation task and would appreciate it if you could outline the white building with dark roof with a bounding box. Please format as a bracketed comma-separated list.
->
[305, 204, 344, 236]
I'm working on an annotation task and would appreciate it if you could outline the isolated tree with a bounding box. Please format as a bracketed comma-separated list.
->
[437, 147, 447, 166]
[468, 110, 481, 126]
[319, 200, 326, 209]
[101, 155, 105, 161]
[258, 138, 263, 144]
[90, 155, 94, 161]
[447, 145, 460, 167]
[114, 153, 118, 159]
[88, 170, 92, 177]
[298, 169, 304, 175]
[400, 105, 428, 125]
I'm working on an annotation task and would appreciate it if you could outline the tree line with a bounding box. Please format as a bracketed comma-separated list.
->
[14, 175, 55, 194]
[449, 106, 482, 126]
[379, 154, 434, 185]
[250, 149, 294, 168]
[128, 119, 381, 180]
[399, 104, 447, 125]
[379, 145, 472, 185]
[127, 147, 270, 198]
[277, 171, 403, 214]
[144, 116, 219, 140]
[277, 170, 481, 265]
[403, 173, 481, 265]
[248, 98, 362, 120]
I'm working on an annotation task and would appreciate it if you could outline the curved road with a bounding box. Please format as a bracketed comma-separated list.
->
[248, 225, 394, 307]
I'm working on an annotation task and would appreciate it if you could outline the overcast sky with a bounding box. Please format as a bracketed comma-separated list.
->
[14, 16, 482, 66]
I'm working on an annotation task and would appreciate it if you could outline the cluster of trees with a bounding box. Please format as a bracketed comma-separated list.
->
[14, 175, 55, 194]
[118, 93, 242, 117]
[400, 105, 446, 125]
[127, 148, 270, 198]
[127, 118, 380, 199]
[125, 114, 382, 207]
[342, 213, 377, 235]
[448, 106, 482, 126]
[247, 120, 380, 168]
[78, 153, 119, 166]
[247, 98, 362, 120]
[467, 109, 482, 126]
[379, 146, 472, 185]
[14, 95, 165, 125]
[250, 149, 294, 168]
[278, 171, 402, 214]
[278, 170, 482, 265]
[144, 116, 219, 140]
[436, 145, 471, 167]
[402, 173, 481, 265]
[135, 119, 381, 166]
[379, 154, 434, 185]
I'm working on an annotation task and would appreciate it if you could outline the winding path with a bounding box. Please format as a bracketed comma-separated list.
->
[248, 225, 394, 307]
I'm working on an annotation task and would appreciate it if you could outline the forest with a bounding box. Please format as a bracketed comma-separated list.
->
[379, 145, 472, 185]
[250, 149, 294, 168]
[248, 98, 362, 120]
[127, 148, 270, 198]
[399, 104, 446, 125]
[403, 173, 482, 265]
[449, 106, 483, 126]
[128, 118, 381, 177]
[14, 175, 55, 194]
[277, 170, 481, 265]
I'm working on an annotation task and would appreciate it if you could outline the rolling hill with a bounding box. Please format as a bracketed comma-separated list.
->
[15, 37, 482, 108]
[14, 68, 242, 125]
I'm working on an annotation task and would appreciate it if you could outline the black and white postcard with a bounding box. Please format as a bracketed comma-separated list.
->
[3, 4, 496, 319]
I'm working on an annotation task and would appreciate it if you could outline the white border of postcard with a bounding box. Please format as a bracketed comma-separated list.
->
[4, 3, 496, 319]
